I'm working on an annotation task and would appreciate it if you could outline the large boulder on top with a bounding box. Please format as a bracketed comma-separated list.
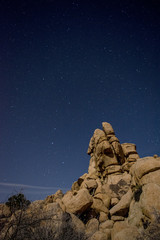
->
[102, 122, 115, 136]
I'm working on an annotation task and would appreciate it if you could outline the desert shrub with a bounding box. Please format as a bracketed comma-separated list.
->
[137, 211, 160, 240]
[5, 193, 31, 213]
[57, 212, 87, 240]
[2, 208, 87, 240]
[2, 193, 86, 240]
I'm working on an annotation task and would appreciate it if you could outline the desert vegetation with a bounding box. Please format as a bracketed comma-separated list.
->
[0, 193, 87, 240]
[136, 210, 160, 240]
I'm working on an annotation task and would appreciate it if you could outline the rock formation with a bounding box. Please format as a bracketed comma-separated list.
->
[0, 122, 160, 240]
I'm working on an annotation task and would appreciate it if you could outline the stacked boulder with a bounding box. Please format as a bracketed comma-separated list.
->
[1, 122, 160, 240]
[58, 122, 160, 240]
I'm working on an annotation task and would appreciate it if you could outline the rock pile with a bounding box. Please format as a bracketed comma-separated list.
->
[1, 122, 160, 240]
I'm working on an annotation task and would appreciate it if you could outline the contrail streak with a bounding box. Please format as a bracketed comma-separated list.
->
[0, 182, 69, 191]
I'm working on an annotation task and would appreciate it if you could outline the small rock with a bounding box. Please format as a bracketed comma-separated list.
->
[111, 216, 125, 221]
[86, 218, 99, 236]
[99, 212, 108, 222]
[111, 198, 119, 206]
[99, 220, 114, 230]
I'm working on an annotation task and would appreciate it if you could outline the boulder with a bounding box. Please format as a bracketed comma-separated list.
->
[105, 165, 122, 175]
[93, 129, 106, 145]
[108, 136, 120, 144]
[121, 143, 137, 157]
[110, 188, 132, 217]
[111, 198, 119, 207]
[127, 153, 139, 161]
[81, 179, 98, 190]
[43, 202, 63, 219]
[90, 230, 111, 240]
[88, 156, 97, 177]
[140, 183, 160, 221]
[70, 213, 85, 233]
[102, 122, 115, 136]
[130, 157, 160, 185]
[112, 227, 139, 240]
[55, 198, 66, 211]
[111, 221, 139, 240]
[99, 220, 114, 230]
[86, 218, 99, 236]
[91, 198, 108, 214]
[94, 193, 110, 208]
[111, 141, 125, 164]
[94, 178, 103, 195]
[71, 173, 88, 191]
[128, 199, 144, 228]
[99, 212, 108, 222]
[26, 200, 45, 216]
[71, 181, 80, 191]
[140, 169, 160, 185]
[103, 172, 131, 199]
[45, 189, 63, 203]
[62, 189, 93, 214]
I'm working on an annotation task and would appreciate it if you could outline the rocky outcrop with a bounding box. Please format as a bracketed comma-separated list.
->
[1, 122, 160, 240]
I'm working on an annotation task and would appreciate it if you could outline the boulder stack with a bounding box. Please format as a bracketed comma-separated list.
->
[1, 122, 160, 240]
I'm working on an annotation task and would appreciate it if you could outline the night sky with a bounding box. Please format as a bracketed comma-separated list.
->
[0, 0, 160, 202]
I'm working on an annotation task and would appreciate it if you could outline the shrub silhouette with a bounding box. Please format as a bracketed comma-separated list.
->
[2, 195, 86, 240]
[5, 193, 30, 212]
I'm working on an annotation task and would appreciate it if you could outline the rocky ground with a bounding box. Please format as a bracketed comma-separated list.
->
[0, 122, 160, 240]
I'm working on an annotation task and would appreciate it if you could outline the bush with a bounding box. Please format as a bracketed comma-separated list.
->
[5, 193, 31, 213]
[137, 211, 160, 240]
[2, 199, 87, 240]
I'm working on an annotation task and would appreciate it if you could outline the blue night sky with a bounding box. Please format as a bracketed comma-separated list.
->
[0, 0, 160, 202]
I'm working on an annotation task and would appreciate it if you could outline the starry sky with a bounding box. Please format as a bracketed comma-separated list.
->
[0, 0, 160, 202]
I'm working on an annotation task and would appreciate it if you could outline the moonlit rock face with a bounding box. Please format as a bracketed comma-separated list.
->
[102, 122, 115, 136]
[62, 189, 93, 214]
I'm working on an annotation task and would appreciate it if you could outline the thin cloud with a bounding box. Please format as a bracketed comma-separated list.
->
[0, 182, 69, 191]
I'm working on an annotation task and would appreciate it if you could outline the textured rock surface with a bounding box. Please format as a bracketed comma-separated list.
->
[86, 218, 99, 236]
[109, 188, 132, 217]
[140, 183, 160, 221]
[62, 188, 93, 214]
